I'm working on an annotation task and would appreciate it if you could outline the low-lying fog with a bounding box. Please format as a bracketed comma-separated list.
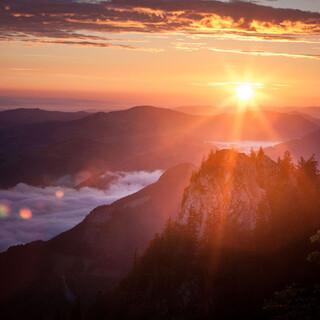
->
[0, 170, 163, 252]
[210, 140, 281, 153]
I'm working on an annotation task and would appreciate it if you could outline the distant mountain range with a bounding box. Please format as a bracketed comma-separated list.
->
[174, 105, 320, 120]
[173, 105, 220, 116]
[0, 106, 208, 187]
[204, 110, 318, 141]
[0, 108, 88, 128]
[266, 129, 320, 161]
[280, 106, 320, 120]
[0, 106, 318, 188]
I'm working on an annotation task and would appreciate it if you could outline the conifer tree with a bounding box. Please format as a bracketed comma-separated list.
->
[297, 154, 318, 181]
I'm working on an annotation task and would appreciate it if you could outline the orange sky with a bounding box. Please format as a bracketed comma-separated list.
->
[1, 0, 320, 109]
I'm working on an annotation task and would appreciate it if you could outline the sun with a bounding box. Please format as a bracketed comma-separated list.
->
[235, 83, 255, 102]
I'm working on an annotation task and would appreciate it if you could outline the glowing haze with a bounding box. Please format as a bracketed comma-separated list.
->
[1, 0, 320, 109]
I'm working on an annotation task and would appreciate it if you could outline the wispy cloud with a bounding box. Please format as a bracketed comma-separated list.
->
[193, 80, 289, 90]
[207, 47, 320, 60]
[207, 81, 264, 88]
[174, 39, 320, 61]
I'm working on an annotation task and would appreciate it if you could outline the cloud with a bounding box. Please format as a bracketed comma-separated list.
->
[207, 81, 264, 87]
[207, 47, 320, 60]
[0, 0, 319, 49]
[210, 140, 280, 154]
[0, 169, 163, 252]
[174, 40, 320, 61]
[206, 80, 289, 88]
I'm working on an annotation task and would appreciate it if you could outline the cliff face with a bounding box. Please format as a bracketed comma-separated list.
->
[179, 150, 275, 233]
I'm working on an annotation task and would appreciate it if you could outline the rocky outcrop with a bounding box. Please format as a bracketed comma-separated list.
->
[179, 150, 275, 233]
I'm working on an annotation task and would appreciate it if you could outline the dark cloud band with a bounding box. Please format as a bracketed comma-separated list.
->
[1, 0, 319, 47]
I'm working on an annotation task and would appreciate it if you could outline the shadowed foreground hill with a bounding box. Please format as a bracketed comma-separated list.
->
[1, 150, 320, 319]
[104, 150, 320, 320]
[0, 163, 193, 318]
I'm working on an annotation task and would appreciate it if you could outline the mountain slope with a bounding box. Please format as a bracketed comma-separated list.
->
[173, 105, 220, 116]
[0, 106, 207, 187]
[207, 110, 319, 141]
[106, 150, 320, 320]
[0, 163, 193, 314]
[0, 108, 88, 128]
[266, 129, 320, 162]
[0, 106, 318, 188]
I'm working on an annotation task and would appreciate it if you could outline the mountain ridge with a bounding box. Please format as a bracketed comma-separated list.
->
[0, 106, 318, 188]
[266, 129, 320, 162]
[0, 163, 194, 311]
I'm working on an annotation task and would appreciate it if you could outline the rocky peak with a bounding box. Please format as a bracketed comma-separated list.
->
[179, 149, 273, 233]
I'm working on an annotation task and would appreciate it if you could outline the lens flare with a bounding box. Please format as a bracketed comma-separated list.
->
[55, 190, 65, 199]
[0, 203, 10, 218]
[19, 208, 32, 220]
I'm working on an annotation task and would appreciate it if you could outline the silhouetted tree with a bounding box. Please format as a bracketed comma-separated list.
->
[257, 147, 265, 162]
[102, 150, 320, 320]
[265, 230, 320, 320]
[250, 148, 257, 161]
[297, 155, 318, 181]
[278, 150, 295, 180]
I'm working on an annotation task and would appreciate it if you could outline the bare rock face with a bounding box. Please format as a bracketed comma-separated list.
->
[179, 150, 273, 233]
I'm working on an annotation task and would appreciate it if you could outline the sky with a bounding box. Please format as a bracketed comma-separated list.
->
[255, 1, 320, 12]
[1, 0, 320, 109]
